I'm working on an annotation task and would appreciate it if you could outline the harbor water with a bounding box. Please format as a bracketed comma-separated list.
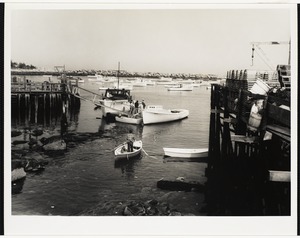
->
[11, 76, 211, 215]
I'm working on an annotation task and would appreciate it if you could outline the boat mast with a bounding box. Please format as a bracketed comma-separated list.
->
[250, 41, 290, 69]
[288, 39, 291, 65]
[117, 61, 120, 89]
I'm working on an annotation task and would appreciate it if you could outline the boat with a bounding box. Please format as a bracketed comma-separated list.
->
[99, 88, 132, 117]
[163, 147, 208, 158]
[87, 74, 104, 81]
[77, 77, 85, 83]
[167, 84, 193, 91]
[114, 140, 143, 160]
[99, 82, 133, 91]
[142, 105, 189, 125]
[132, 78, 147, 87]
[158, 77, 173, 82]
[115, 115, 143, 125]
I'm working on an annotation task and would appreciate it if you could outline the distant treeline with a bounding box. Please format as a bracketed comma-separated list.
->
[11, 61, 36, 70]
[10, 61, 219, 80]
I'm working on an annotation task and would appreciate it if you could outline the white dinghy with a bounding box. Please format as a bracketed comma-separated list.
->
[163, 148, 208, 158]
[114, 140, 143, 160]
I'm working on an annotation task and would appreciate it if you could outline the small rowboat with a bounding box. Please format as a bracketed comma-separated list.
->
[115, 115, 143, 125]
[114, 140, 143, 160]
[163, 148, 208, 158]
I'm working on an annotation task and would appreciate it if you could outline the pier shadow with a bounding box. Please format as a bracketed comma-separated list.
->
[163, 156, 208, 163]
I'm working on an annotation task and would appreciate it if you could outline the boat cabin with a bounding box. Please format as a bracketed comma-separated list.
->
[103, 88, 131, 100]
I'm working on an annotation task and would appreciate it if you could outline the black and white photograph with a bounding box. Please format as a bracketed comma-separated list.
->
[5, 1, 297, 236]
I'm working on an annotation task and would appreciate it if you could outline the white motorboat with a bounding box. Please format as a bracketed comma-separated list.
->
[167, 84, 193, 91]
[77, 78, 85, 83]
[87, 74, 104, 81]
[99, 88, 132, 117]
[163, 148, 208, 158]
[132, 78, 147, 87]
[115, 115, 143, 125]
[142, 105, 189, 125]
[114, 140, 143, 160]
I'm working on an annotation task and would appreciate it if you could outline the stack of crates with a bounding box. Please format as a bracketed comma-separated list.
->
[277, 65, 291, 90]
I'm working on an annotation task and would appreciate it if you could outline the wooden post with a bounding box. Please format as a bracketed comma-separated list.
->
[34, 95, 38, 124]
[221, 86, 233, 159]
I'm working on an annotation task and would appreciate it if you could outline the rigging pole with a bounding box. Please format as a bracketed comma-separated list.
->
[250, 41, 290, 68]
[117, 61, 120, 89]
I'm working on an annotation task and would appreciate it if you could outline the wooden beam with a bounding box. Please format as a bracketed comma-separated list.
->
[268, 170, 290, 182]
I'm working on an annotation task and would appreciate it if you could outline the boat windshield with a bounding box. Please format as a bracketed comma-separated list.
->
[104, 89, 131, 100]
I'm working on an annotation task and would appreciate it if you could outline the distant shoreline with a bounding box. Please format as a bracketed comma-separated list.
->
[11, 69, 219, 80]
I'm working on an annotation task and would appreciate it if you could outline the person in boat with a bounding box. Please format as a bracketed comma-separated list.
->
[121, 145, 126, 153]
[129, 100, 135, 115]
[134, 100, 139, 114]
[141, 100, 146, 109]
[127, 130, 135, 152]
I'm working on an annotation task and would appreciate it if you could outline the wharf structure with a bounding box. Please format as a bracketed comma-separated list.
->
[205, 65, 291, 215]
[11, 75, 81, 126]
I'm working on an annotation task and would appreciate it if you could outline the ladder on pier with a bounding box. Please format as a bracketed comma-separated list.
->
[71, 86, 132, 117]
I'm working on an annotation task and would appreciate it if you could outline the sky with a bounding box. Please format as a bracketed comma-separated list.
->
[9, 4, 292, 76]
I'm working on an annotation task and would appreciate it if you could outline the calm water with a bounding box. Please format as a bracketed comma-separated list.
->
[11, 76, 211, 215]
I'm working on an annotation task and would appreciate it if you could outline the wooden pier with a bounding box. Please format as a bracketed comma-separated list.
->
[205, 74, 290, 215]
[11, 76, 81, 125]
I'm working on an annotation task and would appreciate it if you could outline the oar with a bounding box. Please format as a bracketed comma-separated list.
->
[142, 148, 159, 160]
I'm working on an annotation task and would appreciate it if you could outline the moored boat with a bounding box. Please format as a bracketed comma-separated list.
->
[115, 115, 143, 125]
[163, 147, 208, 158]
[99, 88, 132, 117]
[87, 74, 104, 81]
[167, 84, 193, 91]
[142, 105, 189, 125]
[114, 140, 143, 160]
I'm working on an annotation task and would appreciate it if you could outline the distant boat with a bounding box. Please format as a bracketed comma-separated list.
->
[158, 77, 173, 82]
[115, 115, 143, 125]
[167, 84, 193, 91]
[156, 81, 176, 85]
[132, 78, 147, 87]
[142, 105, 189, 125]
[114, 140, 143, 160]
[88, 74, 104, 81]
[163, 148, 208, 158]
[98, 82, 133, 91]
[77, 77, 85, 83]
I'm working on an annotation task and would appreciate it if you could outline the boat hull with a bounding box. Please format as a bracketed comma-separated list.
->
[163, 148, 208, 158]
[167, 86, 193, 91]
[142, 107, 189, 125]
[114, 140, 143, 160]
[115, 116, 143, 125]
[100, 99, 130, 117]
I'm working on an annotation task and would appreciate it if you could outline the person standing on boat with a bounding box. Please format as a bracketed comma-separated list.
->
[129, 100, 135, 115]
[141, 100, 146, 109]
[134, 100, 139, 114]
[127, 130, 135, 152]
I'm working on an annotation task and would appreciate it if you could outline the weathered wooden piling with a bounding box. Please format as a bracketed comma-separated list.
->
[205, 78, 291, 215]
[11, 78, 81, 127]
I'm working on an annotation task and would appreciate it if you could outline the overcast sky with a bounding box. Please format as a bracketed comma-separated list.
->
[9, 5, 292, 75]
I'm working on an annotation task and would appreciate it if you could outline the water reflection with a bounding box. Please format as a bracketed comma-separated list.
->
[114, 154, 143, 179]
[12, 177, 26, 195]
